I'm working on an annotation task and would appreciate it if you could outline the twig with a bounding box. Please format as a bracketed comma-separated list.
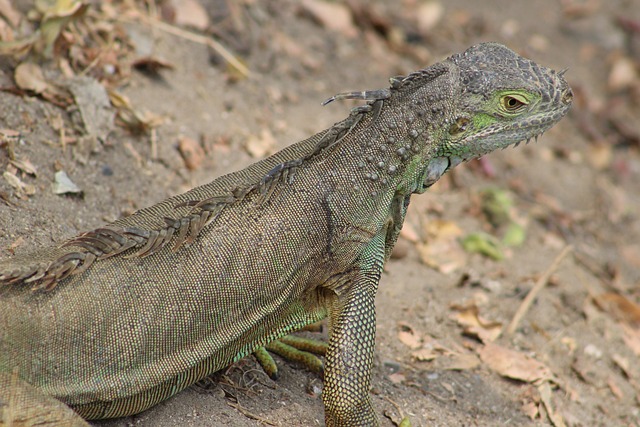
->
[123, 15, 251, 78]
[504, 245, 573, 336]
[226, 401, 277, 426]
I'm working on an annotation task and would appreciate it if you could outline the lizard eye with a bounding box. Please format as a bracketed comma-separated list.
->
[501, 95, 528, 112]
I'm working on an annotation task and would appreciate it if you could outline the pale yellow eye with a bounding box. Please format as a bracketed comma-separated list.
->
[502, 95, 527, 112]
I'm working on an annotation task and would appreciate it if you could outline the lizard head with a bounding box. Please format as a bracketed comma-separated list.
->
[439, 42, 573, 164]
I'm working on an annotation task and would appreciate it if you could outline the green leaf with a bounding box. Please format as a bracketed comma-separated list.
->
[461, 232, 504, 260]
[480, 187, 513, 228]
[502, 222, 526, 247]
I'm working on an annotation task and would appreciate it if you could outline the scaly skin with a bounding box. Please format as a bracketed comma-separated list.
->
[0, 43, 572, 426]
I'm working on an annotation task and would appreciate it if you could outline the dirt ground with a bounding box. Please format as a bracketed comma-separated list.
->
[2, 0, 640, 426]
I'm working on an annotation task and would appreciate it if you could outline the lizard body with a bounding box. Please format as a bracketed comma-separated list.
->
[0, 43, 572, 426]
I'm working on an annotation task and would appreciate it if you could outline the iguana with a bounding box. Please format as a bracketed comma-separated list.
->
[0, 43, 572, 426]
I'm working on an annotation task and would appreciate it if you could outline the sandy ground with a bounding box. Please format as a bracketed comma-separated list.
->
[2, 0, 640, 426]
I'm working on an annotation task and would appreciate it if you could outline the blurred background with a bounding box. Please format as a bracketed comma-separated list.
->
[1, 1, 639, 426]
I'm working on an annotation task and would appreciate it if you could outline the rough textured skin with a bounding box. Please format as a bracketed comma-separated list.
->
[0, 43, 572, 426]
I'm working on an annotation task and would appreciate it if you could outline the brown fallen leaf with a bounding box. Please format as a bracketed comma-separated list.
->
[387, 372, 405, 385]
[14, 62, 49, 94]
[6, 236, 25, 254]
[300, 0, 358, 38]
[608, 55, 637, 91]
[607, 376, 625, 400]
[9, 158, 37, 176]
[417, 1, 444, 35]
[612, 353, 633, 379]
[109, 89, 165, 134]
[417, 219, 465, 274]
[521, 400, 540, 420]
[411, 347, 438, 362]
[593, 292, 640, 328]
[399, 222, 420, 243]
[397, 322, 422, 350]
[410, 334, 452, 362]
[3, 170, 35, 197]
[161, 0, 210, 31]
[36, 0, 88, 58]
[450, 302, 502, 343]
[244, 129, 276, 158]
[586, 143, 612, 170]
[622, 324, 640, 356]
[133, 56, 175, 76]
[178, 136, 205, 170]
[621, 244, 640, 269]
[538, 381, 566, 427]
[478, 342, 556, 384]
[0, 0, 22, 28]
[434, 353, 480, 371]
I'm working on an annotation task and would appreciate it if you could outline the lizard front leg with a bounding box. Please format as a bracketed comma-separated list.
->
[323, 232, 386, 427]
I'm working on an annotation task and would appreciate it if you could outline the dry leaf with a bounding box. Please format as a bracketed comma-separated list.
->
[560, 336, 577, 355]
[607, 376, 624, 399]
[608, 56, 637, 91]
[417, 219, 465, 273]
[411, 347, 438, 362]
[399, 222, 419, 243]
[133, 56, 175, 75]
[387, 372, 405, 385]
[178, 136, 205, 170]
[10, 158, 37, 176]
[622, 324, 640, 356]
[162, 0, 210, 31]
[593, 292, 640, 327]
[621, 244, 640, 269]
[612, 353, 633, 379]
[434, 353, 480, 371]
[244, 129, 276, 158]
[450, 302, 502, 343]
[521, 400, 540, 420]
[410, 335, 451, 361]
[417, 1, 444, 35]
[37, 0, 88, 57]
[586, 143, 612, 170]
[397, 322, 422, 350]
[14, 62, 49, 94]
[538, 381, 566, 427]
[3, 171, 35, 197]
[66, 76, 113, 143]
[0, 0, 22, 28]
[6, 236, 25, 254]
[300, 0, 357, 38]
[109, 90, 165, 134]
[478, 342, 556, 384]
[52, 170, 82, 196]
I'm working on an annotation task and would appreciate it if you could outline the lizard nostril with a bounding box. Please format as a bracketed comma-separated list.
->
[562, 88, 573, 105]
